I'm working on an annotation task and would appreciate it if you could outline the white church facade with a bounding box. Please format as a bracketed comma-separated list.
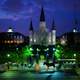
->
[29, 7, 56, 46]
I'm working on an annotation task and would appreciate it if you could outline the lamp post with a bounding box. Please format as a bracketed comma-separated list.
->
[7, 54, 10, 70]
[7, 54, 10, 57]
[29, 47, 33, 66]
[52, 47, 56, 64]
[36, 48, 40, 64]
[44, 48, 49, 63]
[16, 47, 19, 69]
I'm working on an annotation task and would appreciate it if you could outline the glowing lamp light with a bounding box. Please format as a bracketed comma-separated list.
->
[44, 48, 49, 51]
[30, 47, 33, 51]
[74, 54, 76, 57]
[7, 54, 10, 57]
[53, 48, 56, 51]
[37, 48, 40, 51]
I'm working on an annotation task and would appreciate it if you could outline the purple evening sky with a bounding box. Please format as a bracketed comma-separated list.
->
[0, 0, 80, 36]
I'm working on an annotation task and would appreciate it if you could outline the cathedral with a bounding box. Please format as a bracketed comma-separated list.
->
[29, 7, 56, 46]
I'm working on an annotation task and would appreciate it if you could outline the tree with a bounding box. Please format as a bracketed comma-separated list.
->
[22, 46, 33, 57]
[54, 44, 63, 60]
[22, 45, 33, 64]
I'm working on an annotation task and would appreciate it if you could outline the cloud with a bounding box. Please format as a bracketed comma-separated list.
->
[1, 0, 23, 13]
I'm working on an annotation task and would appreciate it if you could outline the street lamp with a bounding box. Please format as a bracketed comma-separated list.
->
[7, 54, 10, 70]
[53, 48, 56, 51]
[44, 48, 49, 63]
[36, 48, 40, 64]
[30, 47, 33, 51]
[74, 54, 76, 57]
[36, 48, 40, 51]
[74, 54, 76, 59]
[7, 54, 10, 57]
[44, 48, 49, 51]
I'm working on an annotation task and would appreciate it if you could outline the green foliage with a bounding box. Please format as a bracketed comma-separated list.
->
[22, 46, 33, 57]
[54, 44, 63, 59]
[6, 51, 19, 62]
[63, 48, 78, 59]
[0, 50, 20, 64]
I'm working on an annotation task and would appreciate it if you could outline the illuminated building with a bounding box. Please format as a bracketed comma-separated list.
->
[60, 18, 80, 50]
[48, 19, 56, 45]
[0, 27, 29, 50]
[29, 7, 56, 46]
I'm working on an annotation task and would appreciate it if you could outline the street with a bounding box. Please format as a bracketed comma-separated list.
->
[0, 70, 80, 80]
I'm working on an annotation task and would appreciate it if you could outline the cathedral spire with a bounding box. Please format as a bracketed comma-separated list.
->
[40, 7, 45, 22]
[52, 18, 56, 30]
[29, 20, 33, 31]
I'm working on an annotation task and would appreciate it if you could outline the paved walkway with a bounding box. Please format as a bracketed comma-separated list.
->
[0, 70, 80, 80]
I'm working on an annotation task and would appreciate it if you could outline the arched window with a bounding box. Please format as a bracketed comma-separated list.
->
[20, 36, 23, 39]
